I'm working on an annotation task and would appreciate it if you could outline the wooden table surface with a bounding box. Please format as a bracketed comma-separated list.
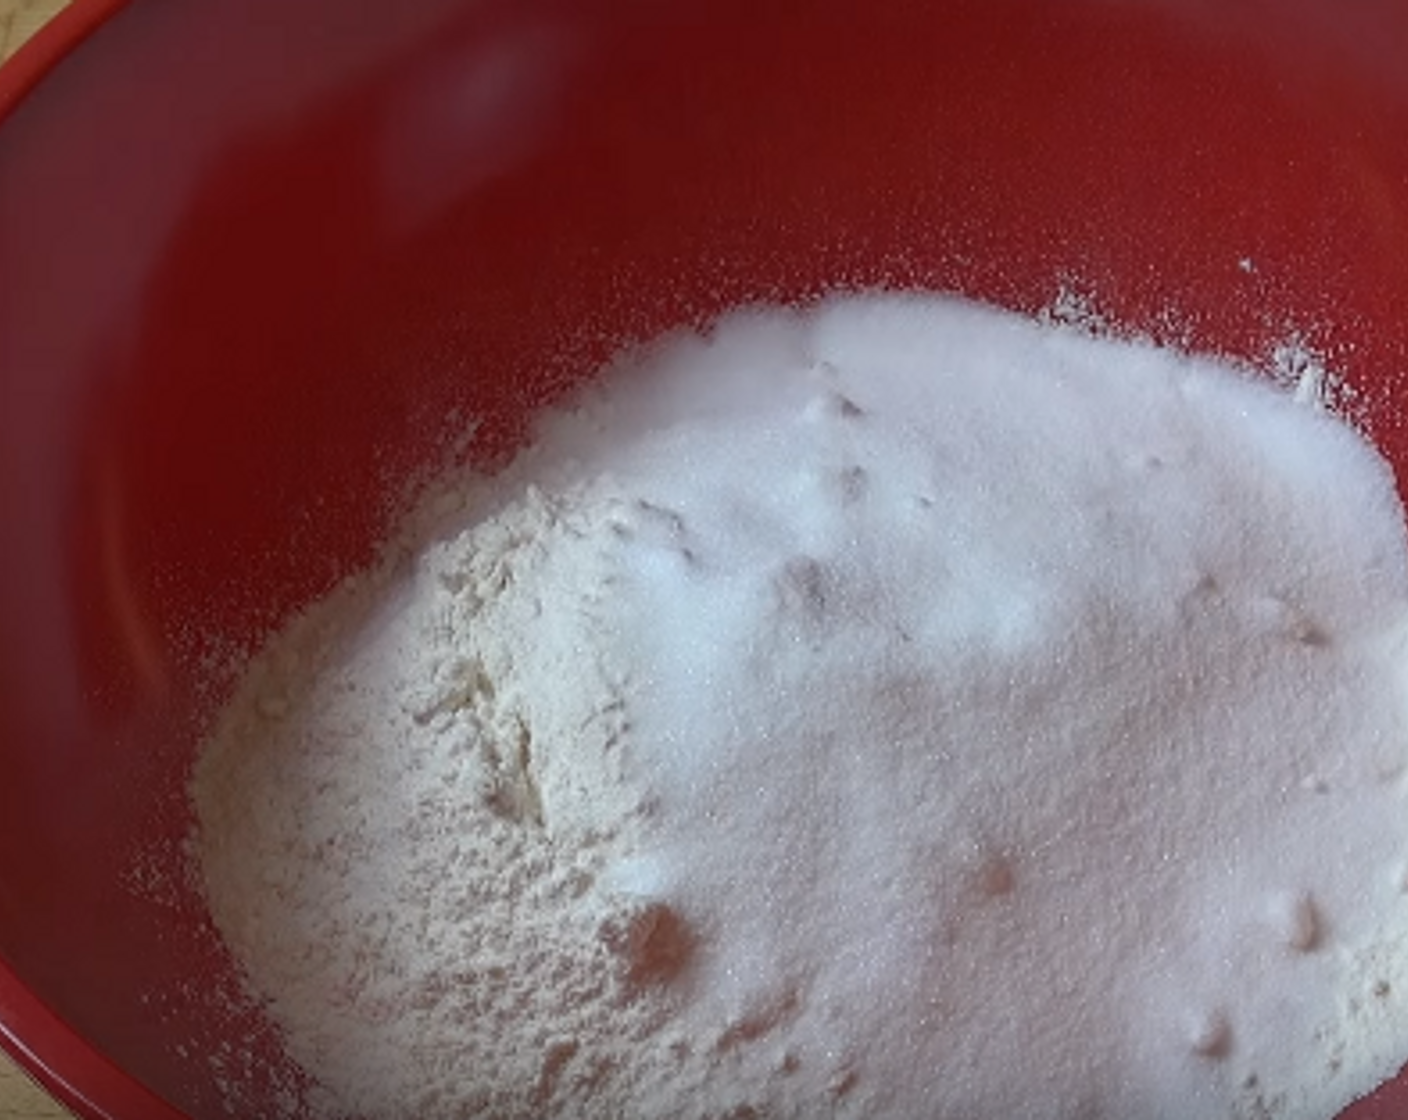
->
[1, 1, 78, 1114]
[0, 0, 65, 64]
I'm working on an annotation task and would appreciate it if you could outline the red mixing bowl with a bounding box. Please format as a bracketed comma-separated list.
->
[3, 1, 1408, 1116]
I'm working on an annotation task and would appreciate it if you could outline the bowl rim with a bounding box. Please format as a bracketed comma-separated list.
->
[0, 12, 187, 1120]
[0, 0, 126, 121]
[0, 962, 186, 1120]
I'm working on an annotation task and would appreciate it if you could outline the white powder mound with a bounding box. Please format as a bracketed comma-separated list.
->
[191, 293, 1408, 1120]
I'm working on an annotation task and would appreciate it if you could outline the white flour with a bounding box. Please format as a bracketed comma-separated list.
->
[192, 293, 1408, 1120]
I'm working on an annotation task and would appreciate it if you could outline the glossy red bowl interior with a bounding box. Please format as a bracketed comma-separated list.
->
[3, 1, 1408, 1116]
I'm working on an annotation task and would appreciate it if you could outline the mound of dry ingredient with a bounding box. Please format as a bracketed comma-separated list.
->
[192, 293, 1408, 1120]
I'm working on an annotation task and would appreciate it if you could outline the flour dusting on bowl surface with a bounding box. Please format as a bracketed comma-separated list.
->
[191, 293, 1408, 1119]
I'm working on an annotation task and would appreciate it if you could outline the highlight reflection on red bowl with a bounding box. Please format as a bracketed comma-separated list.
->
[3, 1, 1408, 1117]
